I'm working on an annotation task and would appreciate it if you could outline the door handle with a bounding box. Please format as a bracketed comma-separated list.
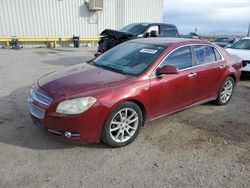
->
[220, 65, 227, 69]
[188, 72, 197, 78]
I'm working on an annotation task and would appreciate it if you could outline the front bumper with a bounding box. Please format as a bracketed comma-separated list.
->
[28, 86, 107, 143]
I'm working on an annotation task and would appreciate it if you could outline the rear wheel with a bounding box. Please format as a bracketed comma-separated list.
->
[214, 77, 235, 105]
[102, 102, 143, 147]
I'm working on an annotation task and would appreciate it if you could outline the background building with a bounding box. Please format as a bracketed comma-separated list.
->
[0, 0, 163, 47]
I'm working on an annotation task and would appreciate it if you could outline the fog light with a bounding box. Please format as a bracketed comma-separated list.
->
[64, 132, 72, 138]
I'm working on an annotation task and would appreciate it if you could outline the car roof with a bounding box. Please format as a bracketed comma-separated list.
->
[129, 22, 177, 27]
[128, 37, 209, 47]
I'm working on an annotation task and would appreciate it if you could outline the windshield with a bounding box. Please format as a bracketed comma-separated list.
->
[120, 24, 148, 36]
[231, 39, 250, 50]
[91, 42, 165, 76]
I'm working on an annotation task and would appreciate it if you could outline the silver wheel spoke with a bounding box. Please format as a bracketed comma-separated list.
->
[111, 121, 120, 125]
[115, 130, 121, 139]
[119, 111, 123, 120]
[120, 130, 125, 141]
[128, 112, 136, 120]
[127, 124, 136, 130]
[125, 129, 132, 136]
[128, 117, 138, 124]
[110, 126, 120, 132]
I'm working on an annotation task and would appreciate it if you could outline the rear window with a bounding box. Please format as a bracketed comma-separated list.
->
[193, 45, 216, 65]
[160, 25, 179, 37]
[120, 24, 148, 36]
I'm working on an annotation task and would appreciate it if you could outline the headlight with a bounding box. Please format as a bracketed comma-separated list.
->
[56, 97, 97, 114]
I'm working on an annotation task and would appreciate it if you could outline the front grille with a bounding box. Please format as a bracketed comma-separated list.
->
[28, 102, 45, 119]
[31, 87, 52, 106]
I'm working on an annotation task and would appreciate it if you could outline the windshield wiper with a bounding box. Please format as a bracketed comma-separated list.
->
[88, 60, 132, 75]
[101, 64, 127, 75]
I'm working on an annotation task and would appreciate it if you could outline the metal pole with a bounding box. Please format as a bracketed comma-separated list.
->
[247, 23, 250, 37]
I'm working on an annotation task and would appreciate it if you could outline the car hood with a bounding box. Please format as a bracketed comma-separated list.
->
[38, 62, 132, 95]
[226, 48, 250, 60]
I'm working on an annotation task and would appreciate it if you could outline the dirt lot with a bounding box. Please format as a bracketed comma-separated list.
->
[0, 48, 249, 188]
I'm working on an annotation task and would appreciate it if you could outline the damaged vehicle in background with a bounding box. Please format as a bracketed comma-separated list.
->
[95, 23, 180, 57]
[226, 37, 250, 75]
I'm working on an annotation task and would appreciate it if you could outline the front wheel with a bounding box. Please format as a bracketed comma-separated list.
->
[102, 102, 143, 147]
[214, 77, 235, 105]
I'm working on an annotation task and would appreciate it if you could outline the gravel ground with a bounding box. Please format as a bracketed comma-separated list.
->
[0, 48, 249, 188]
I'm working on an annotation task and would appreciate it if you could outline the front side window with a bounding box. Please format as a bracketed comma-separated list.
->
[161, 46, 192, 70]
[193, 45, 216, 65]
[93, 42, 165, 76]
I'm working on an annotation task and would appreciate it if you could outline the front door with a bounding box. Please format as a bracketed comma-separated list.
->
[149, 46, 197, 119]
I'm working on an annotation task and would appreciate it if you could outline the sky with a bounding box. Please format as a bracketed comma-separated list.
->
[163, 0, 250, 35]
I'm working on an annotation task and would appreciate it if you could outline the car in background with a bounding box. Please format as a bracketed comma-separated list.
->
[181, 32, 200, 39]
[226, 37, 250, 73]
[95, 23, 180, 56]
[28, 38, 242, 147]
[213, 37, 236, 48]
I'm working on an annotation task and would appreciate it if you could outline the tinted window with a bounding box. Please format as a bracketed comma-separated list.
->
[161, 46, 192, 70]
[214, 48, 222, 61]
[160, 25, 179, 37]
[193, 45, 216, 65]
[214, 38, 234, 43]
[93, 42, 165, 76]
[231, 39, 250, 50]
[120, 24, 148, 36]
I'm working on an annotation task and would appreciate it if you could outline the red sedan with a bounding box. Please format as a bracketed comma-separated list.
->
[28, 38, 242, 147]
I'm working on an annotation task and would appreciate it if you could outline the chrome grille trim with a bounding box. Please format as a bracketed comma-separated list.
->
[31, 88, 52, 106]
[28, 102, 45, 119]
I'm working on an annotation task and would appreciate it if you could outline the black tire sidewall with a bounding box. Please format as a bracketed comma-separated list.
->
[101, 101, 143, 147]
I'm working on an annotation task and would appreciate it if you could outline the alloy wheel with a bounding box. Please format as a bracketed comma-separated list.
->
[109, 108, 139, 143]
[220, 80, 233, 103]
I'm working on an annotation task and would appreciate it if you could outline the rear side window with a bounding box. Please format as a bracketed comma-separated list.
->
[160, 25, 179, 37]
[161, 46, 192, 70]
[214, 48, 222, 61]
[193, 45, 216, 65]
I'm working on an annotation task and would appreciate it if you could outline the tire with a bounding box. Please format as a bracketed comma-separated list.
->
[102, 101, 143, 147]
[214, 77, 235, 105]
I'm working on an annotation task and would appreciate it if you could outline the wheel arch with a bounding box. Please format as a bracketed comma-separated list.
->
[124, 99, 147, 126]
[228, 74, 236, 83]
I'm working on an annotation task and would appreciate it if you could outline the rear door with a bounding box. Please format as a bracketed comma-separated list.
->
[149, 46, 197, 118]
[191, 45, 226, 102]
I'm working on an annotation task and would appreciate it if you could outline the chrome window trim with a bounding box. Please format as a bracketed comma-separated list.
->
[151, 43, 225, 78]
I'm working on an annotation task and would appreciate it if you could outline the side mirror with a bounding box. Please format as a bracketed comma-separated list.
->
[156, 65, 179, 76]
